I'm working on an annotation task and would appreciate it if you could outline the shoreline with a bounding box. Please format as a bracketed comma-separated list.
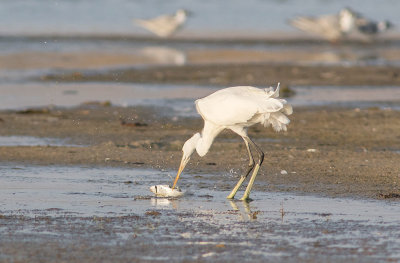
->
[41, 63, 400, 86]
[2, 32, 400, 44]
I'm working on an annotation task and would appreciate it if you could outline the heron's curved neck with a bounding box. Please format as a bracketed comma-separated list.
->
[196, 121, 223, 157]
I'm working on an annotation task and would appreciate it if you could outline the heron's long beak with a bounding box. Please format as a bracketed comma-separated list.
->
[171, 155, 188, 189]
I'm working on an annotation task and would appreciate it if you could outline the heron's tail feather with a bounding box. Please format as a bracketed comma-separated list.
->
[282, 102, 293, 115]
[264, 82, 280, 98]
[264, 110, 290, 132]
[261, 96, 292, 132]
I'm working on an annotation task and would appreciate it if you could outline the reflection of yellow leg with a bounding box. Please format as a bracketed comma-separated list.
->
[242, 201, 253, 220]
[242, 201, 251, 214]
[240, 163, 260, 201]
[228, 200, 246, 221]
[228, 200, 239, 211]
[229, 200, 255, 221]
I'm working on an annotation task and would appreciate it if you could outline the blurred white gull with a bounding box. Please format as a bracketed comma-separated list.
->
[289, 7, 393, 42]
[134, 9, 190, 38]
[340, 7, 394, 37]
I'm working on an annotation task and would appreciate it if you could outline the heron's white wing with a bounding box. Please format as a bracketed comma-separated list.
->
[196, 86, 283, 126]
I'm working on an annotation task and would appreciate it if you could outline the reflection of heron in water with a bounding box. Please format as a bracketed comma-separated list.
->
[172, 84, 292, 201]
[134, 9, 190, 38]
[151, 198, 179, 209]
[139, 46, 186, 65]
[229, 201, 260, 220]
[289, 7, 393, 42]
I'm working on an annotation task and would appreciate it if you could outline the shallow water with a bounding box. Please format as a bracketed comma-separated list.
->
[0, 136, 84, 147]
[0, 82, 399, 114]
[0, 82, 217, 115]
[290, 85, 400, 109]
[0, 164, 399, 261]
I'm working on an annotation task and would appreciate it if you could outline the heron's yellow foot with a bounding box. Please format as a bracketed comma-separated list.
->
[226, 194, 235, 199]
[240, 189, 252, 201]
[239, 164, 260, 201]
[240, 187, 253, 201]
[239, 196, 253, 202]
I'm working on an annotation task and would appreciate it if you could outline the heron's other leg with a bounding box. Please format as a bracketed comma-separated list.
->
[227, 137, 255, 199]
[240, 137, 264, 201]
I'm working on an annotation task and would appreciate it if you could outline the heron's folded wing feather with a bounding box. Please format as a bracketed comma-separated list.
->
[196, 93, 260, 126]
[196, 88, 284, 126]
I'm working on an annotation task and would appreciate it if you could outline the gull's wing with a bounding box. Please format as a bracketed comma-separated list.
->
[135, 14, 180, 37]
[290, 14, 342, 41]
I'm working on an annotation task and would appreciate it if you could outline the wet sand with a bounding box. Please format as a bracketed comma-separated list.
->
[2, 39, 400, 87]
[41, 62, 400, 87]
[4, 47, 400, 70]
[1, 104, 399, 200]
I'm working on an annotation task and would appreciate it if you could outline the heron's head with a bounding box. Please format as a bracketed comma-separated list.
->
[172, 133, 200, 188]
[180, 133, 201, 171]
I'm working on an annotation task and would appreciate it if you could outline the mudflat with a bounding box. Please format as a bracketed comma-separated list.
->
[1, 103, 399, 200]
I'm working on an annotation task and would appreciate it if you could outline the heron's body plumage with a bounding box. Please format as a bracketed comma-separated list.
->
[196, 86, 292, 131]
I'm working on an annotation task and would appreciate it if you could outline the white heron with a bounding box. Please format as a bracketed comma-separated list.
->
[171, 84, 293, 201]
[134, 9, 190, 38]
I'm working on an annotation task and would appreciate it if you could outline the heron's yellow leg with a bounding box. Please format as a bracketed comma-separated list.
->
[227, 137, 254, 199]
[227, 176, 247, 199]
[240, 163, 260, 201]
[240, 137, 264, 201]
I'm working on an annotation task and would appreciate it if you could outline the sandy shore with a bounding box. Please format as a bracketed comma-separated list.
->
[1, 104, 399, 200]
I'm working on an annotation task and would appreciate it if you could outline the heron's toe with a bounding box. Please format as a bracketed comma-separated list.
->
[239, 196, 253, 202]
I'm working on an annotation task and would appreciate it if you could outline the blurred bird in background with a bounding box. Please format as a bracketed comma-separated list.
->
[340, 7, 394, 37]
[290, 7, 393, 42]
[134, 9, 191, 38]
